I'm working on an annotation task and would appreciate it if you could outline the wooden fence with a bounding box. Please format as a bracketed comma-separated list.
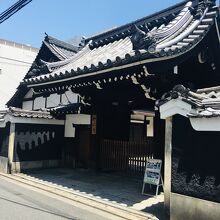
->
[100, 138, 153, 175]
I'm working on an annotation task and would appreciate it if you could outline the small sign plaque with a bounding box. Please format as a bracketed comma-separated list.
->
[142, 159, 163, 196]
[91, 115, 97, 135]
[144, 159, 162, 185]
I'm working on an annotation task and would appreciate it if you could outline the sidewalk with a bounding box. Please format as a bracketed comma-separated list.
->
[1, 168, 165, 220]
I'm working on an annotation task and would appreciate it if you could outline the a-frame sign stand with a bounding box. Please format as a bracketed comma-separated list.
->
[142, 159, 164, 196]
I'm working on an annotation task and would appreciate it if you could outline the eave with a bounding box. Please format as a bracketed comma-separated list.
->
[23, 2, 218, 90]
[0, 107, 64, 128]
[158, 84, 220, 131]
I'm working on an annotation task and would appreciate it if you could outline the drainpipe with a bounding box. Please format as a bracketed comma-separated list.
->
[8, 122, 15, 173]
[164, 116, 172, 219]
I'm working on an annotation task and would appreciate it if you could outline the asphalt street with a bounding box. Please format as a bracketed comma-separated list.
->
[0, 175, 118, 220]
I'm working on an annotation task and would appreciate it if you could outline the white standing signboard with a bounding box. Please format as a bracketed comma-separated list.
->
[142, 159, 163, 196]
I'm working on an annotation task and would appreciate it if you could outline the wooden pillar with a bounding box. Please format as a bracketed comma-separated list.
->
[90, 113, 98, 169]
[143, 116, 147, 139]
[164, 116, 173, 218]
[96, 110, 104, 171]
[8, 122, 15, 173]
[90, 107, 104, 170]
[153, 111, 165, 160]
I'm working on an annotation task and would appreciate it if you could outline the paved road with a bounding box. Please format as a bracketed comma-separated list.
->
[0, 176, 117, 220]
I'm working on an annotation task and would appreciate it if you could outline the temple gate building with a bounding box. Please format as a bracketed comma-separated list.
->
[1, 0, 220, 219]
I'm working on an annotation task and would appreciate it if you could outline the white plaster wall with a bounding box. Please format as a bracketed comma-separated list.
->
[70, 114, 91, 125]
[62, 90, 78, 104]
[171, 193, 220, 220]
[0, 39, 38, 109]
[24, 89, 34, 99]
[190, 117, 220, 131]
[159, 99, 192, 119]
[46, 93, 61, 108]
[0, 156, 8, 173]
[65, 114, 91, 137]
[22, 100, 33, 110]
[33, 97, 46, 110]
[65, 116, 76, 138]
[147, 116, 154, 137]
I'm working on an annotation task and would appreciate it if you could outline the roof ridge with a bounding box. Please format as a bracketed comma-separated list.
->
[45, 35, 79, 52]
[42, 43, 91, 72]
[197, 85, 220, 94]
[86, 0, 195, 43]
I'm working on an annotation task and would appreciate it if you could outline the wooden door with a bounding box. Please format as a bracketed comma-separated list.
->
[77, 125, 90, 168]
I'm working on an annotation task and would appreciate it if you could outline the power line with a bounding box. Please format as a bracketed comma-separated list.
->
[0, 0, 32, 24]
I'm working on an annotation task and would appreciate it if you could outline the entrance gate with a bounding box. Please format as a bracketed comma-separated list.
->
[100, 138, 153, 175]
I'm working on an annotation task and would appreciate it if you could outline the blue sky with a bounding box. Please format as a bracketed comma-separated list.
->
[0, 0, 183, 48]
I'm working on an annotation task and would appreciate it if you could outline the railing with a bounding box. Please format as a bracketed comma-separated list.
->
[100, 138, 153, 175]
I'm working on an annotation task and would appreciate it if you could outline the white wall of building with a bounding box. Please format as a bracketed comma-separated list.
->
[62, 90, 78, 104]
[33, 97, 46, 110]
[147, 116, 154, 137]
[65, 114, 91, 138]
[22, 100, 33, 110]
[22, 89, 80, 111]
[46, 93, 61, 108]
[0, 39, 38, 109]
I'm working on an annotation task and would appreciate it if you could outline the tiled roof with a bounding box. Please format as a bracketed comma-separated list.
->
[158, 84, 220, 118]
[50, 103, 82, 115]
[7, 35, 83, 107]
[43, 35, 80, 60]
[45, 35, 79, 52]
[0, 107, 53, 120]
[26, 35, 83, 77]
[85, 0, 197, 47]
[23, 0, 218, 87]
[44, 36, 132, 73]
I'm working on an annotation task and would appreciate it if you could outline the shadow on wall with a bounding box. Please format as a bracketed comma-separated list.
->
[14, 124, 64, 162]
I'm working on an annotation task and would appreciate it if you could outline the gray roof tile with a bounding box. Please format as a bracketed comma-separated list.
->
[0, 107, 53, 120]
[23, 1, 217, 87]
[159, 84, 220, 118]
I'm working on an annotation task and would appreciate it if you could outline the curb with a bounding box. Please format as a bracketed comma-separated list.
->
[0, 173, 158, 220]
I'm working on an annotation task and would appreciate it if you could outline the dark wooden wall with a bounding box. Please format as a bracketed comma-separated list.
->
[102, 105, 130, 141]
[172, 115, 220, 203]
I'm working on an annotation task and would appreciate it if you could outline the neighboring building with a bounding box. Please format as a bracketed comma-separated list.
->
[1, 0, 220, 219]
[0, 39, 38, 109]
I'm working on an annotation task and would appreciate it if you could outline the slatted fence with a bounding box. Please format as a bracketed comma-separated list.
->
[100, 138, 153, 175]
